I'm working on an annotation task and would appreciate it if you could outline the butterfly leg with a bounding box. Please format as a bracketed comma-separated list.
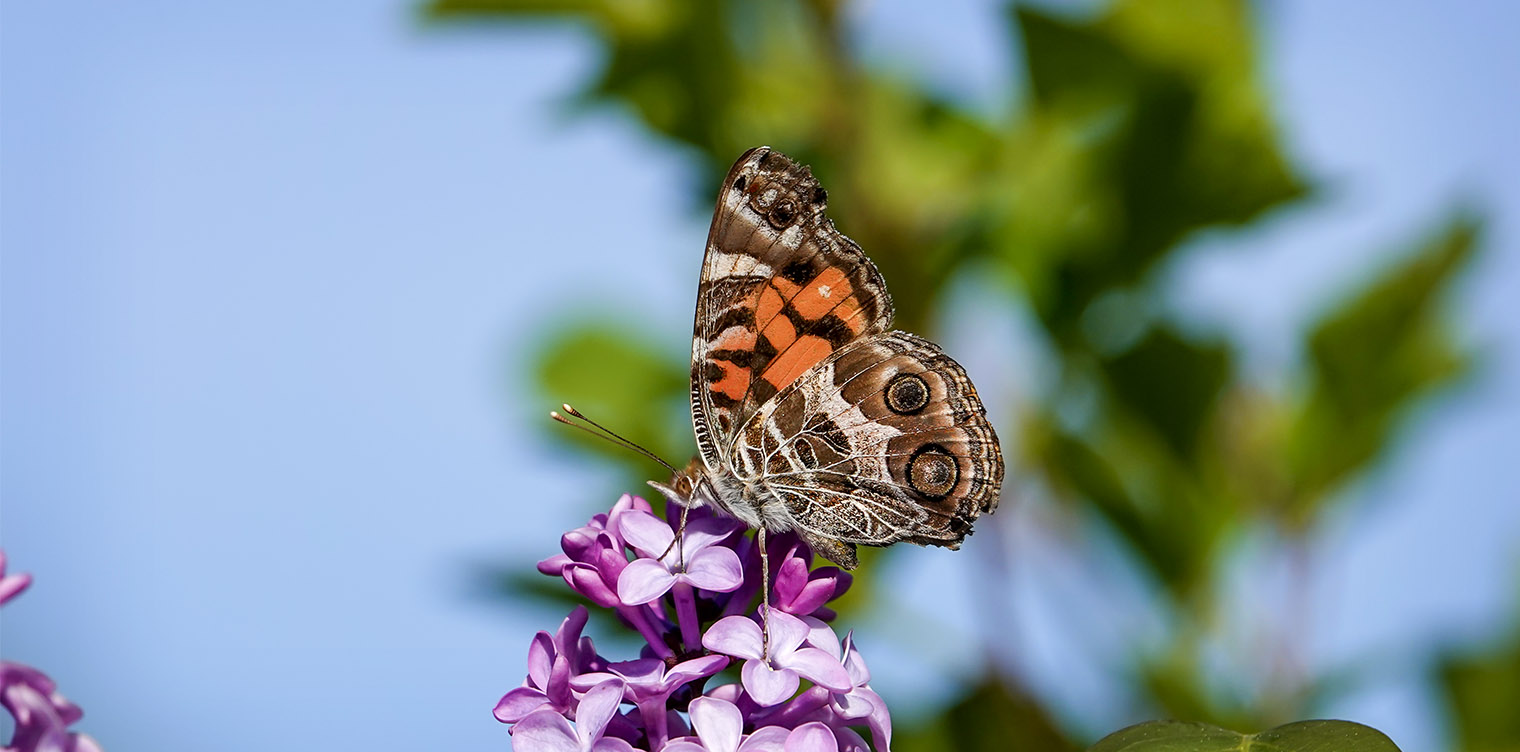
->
[660, 501, 692, 569]
[758, 525, 771, 660]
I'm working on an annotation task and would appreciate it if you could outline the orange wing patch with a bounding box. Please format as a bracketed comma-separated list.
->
[793, 267, 853, 321]
[763, 334, 834, 390]
[709, 360, 751, 402]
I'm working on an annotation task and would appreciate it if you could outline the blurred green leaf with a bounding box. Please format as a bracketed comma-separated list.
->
[895, 677, 1078, 752]
[1088, 719, 1401, 752]
[1438, 583, 1520, 752]
[1102, 327, 1232, 460]
[1013, 0, 1309, 335]
[1288, 215, 1479, 519]
[533, 319, 691, 488]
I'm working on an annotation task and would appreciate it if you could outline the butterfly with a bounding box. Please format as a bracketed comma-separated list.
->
[617, 145, 1004, 574]
[558, 147, 1001, 580]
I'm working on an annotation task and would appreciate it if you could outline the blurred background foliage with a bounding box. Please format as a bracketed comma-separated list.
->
[425, 0, 1502, 748]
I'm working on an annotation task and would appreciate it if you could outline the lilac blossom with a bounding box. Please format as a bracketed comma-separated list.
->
[513, 680, 636, 752]
[1, 551, 102, 752]
[770, 553, 851, 620]
[572, 655, 728, 747]
[703, 612, 852, 707]
[495, 606, 598, 723]
[495, 496, 893, 751]
[616, 511, 744, 606]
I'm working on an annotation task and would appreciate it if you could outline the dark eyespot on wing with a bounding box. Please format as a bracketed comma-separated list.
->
[908, 443, 959, 499]
[885, 372, 930, 415]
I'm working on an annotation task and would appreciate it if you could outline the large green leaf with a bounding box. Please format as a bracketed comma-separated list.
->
[1088, 719, 1401, 752]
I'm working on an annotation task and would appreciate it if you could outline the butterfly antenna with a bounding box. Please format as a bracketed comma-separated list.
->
[550, 403, 680, 475]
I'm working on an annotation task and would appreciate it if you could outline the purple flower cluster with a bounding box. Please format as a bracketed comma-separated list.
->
[1, 551, 102, 752]
[501, 495, 891, 751]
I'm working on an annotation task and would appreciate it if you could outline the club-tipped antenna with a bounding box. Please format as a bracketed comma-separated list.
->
[550, 403, 679, 475]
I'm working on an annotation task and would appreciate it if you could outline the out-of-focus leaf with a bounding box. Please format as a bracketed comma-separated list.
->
[894, 677, 1078, 752]
[533, 320, 691, 488]
[1012, 0, 1309, 335]
[1288, 215, 1479, 518]
[1101, 327, 1232, 460]
[1438, 593, 1520, 752]
[1088, 719, 1401, 752]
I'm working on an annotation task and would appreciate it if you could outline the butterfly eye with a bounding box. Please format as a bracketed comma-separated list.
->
[768, 200, 797, 229]
[733, 175, 747, 192]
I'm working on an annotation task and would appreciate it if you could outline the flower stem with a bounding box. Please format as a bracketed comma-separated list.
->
[672, 582, 703, 652]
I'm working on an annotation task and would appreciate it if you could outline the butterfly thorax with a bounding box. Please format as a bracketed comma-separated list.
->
[700, 462, 794, 532]
[652, 455, 787, 533]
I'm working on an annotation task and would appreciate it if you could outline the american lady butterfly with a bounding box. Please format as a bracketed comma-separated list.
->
[600, 146, 1008, 572]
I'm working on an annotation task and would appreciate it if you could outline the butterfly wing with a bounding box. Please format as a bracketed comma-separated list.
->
[690, 147, 894, 471]
[732, 331, 1004, 569]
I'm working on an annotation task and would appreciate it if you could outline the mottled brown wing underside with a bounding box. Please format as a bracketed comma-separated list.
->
[690, 147, 894, 471]
[735, 331, 1004, 568]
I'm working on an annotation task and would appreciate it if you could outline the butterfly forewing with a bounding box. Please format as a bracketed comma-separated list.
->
[691, 148, 894, 472]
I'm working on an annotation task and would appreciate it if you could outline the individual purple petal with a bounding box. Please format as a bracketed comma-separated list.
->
[742, 658, 800, 706]
[511, 708, 583, 752]
[0, 552, 32, 606]
[688, 696, 743, 752]
[493, 687, 550, 724]
[555, 606, 590, 655]
[830, 686, 873, 720]
[783, 722, 838, 752]
[617, 510, 675, 558]
[617, 559, 678, 605]
[679, 515, 741, 555]
[702, 616, 764, 660]
[661, 741, 708, 752]
[566, 563, 621, 607]
[834, 727, 872, 752]
[605, 494, 655, 545]
[854, 687, 892, 750]
[592, 737, 637, 752]
[684, 547, 745, 593]
[574, 681, 626, 747]
[665, 655, 730, 689]
[538, 553, 573, 576]
[546, 656, 574, 709]
[765, 611, 811, 656]
[738, 726, 790, 752]
[800, 617, 841, 660]
[704, 682, 745, 704]
[527, 632, 555, 688]
[772, 557, 810, 603]
[781, 570, 839, 616]
[839, 632, 869, 686]
[779, 648, 852, 692]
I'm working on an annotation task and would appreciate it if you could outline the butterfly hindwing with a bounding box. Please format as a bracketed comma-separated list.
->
[731, 331, 1003, 568]
[691, 148, 894, 472]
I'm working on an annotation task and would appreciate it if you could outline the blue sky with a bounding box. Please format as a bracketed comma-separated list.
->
[2, 2, 1517, 751]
